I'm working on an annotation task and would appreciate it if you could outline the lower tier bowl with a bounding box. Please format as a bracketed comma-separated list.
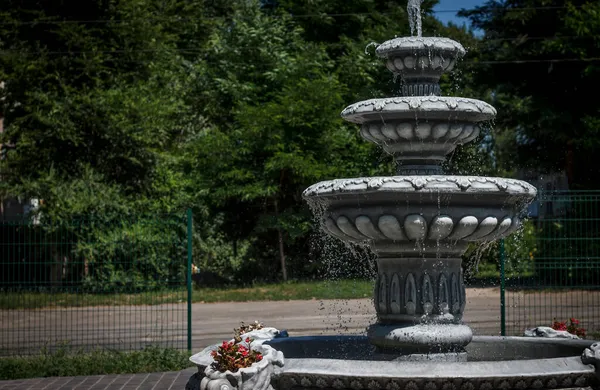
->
[191, 335, 599, 390]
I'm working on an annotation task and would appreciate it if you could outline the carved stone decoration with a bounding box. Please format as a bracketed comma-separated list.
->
[466, 216, 498, 241]
[356, 215, 386, 240]
[405, 273, 417, 315]
[359, 121, 484, 171]
[421, 274, 434, 315]
[582, 342, 600, 365]
[378, 215, 406, 241]
[186, 372, 203, 390]
[390, 273, 401, 314]
[525, 327, 580, 339]
[377, 273, 388, 314]
[448, 216, 479, 241]
[404, 215, 427, 241]
[438, 274, 450, 315]
[375, 259, 464, 321]
[200, 377, 234, 390]
[582, 343, 600, 381]
[429, 216, 454, 241]
[459, 269, 467, 314]
[322, 211, 531, 250]
[337, 216, 364, 241]
[304, 176, 536, 197]
[342, 97, 496, 123]
[450, 273, 460, 314]
[277, 372, 594, 390]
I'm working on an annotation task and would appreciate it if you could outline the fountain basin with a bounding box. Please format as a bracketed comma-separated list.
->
[191, 336, 599, 390]
[359, 121, 482, 165]
[375, 37, 466, 96]
[340, 97, 496, 164]
[341, 97, 496, 124]
[303, 175, 536, 253]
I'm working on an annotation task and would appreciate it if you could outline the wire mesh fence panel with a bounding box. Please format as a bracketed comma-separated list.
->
[0, 213, 190, 356]
[503, 191, 600, 337]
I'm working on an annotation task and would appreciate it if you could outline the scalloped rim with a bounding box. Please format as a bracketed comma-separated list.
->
[303, 175, 537, 198]
[376, 37, 466, 58]
[341, 97, 497, 122]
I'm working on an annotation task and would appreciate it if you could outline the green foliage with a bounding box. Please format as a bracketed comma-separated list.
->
[76, 217, 186, 293]
[188, 0, 388, 281]
[460, 0, 600, 188]
[504, 219, 537, 276]
[0, 0, 503, 286]
[0, 346, 192, 380]
[0, 0, 222, 287]
[463, 220, 537, 280]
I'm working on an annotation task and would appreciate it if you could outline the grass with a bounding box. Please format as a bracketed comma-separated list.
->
[0, 279, 374, 309]
[193, 279, 373, 303]
[0, 290, 187, 310]
[0, 346, 193, 380]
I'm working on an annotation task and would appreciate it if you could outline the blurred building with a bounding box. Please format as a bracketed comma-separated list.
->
[518, 169, 570, 219]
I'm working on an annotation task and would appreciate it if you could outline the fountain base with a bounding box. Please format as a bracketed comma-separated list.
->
[368, 323, 472, 361]
[191, 336, 599, 390]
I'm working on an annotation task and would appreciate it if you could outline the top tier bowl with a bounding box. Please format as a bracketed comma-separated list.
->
[376, 36, 466, 96]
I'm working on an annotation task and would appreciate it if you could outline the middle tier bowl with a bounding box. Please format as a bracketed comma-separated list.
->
[303, 175, 537, 258]
[341, 97, 497, 165]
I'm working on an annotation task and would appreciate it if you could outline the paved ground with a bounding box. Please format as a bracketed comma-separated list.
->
[2, 288, 600, 389]
[1, 288, 503, 354]
[4, 287, 600, 354]
[0, 368, 197, 390]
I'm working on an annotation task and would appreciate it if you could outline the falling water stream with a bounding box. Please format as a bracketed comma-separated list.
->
[407, 0, 424, 37]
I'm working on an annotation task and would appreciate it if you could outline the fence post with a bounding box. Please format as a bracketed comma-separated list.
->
[187, 208, 193, 352]
[499, 239, 506, 336]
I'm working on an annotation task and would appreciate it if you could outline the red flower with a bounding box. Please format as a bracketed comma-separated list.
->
[551, 318, 586, 338]
[211, 338, 264, 373]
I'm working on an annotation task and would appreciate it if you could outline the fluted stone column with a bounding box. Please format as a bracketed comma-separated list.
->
[368, 256, 472, 360]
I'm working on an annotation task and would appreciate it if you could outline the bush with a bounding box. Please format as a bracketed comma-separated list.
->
[0, 346, 193, 380]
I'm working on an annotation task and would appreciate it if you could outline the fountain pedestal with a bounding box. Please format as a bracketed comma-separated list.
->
[368, 257, 471, 360]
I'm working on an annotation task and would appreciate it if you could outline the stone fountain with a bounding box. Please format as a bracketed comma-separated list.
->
[301, 7, 525, 361]
[190, 3, 600, 389]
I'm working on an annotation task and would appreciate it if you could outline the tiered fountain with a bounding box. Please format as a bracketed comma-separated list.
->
[301, 3, 528, 361]
[190, 3, 600, 389]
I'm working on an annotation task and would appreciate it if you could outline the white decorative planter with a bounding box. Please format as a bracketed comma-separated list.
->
[200, 344, 284, 390]
[524, 326, 580, 339]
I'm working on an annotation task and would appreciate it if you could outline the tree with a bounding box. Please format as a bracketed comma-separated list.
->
[0, 0, 235, 289]
[188, 0, 379, 281]
[460, 0, 600, 189]
[0, 0, 488, 284]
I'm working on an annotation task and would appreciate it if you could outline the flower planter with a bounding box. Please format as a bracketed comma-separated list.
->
[200, 343, 284, 390]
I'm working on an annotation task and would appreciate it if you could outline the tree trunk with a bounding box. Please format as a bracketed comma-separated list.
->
[566, 140, 574, 187]
[274, 199, 287, 281]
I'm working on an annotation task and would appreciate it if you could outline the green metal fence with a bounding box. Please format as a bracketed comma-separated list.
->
[501, 191, 600, 337]
[0, 211, 193, 356]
